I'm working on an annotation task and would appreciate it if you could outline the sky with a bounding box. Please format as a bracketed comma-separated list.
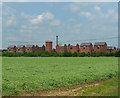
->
[1, 2, 118, 49]
[1, 0, 119, 2]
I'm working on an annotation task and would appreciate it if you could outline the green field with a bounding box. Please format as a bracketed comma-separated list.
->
[2, 57, 118, 96]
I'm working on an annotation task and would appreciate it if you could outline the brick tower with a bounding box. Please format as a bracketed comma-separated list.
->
[56, 36, 58, 46]
[45, 41, 52, 52]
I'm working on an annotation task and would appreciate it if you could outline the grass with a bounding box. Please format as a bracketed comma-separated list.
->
[67, 78, 118, 96]
[28, 77, 118, 96]
[2, 57, 118, 96]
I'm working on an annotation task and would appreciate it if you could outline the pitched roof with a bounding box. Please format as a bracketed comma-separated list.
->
[107, 46, 115, 50]
[94, 42, 106, 46]
[46, 41, 52, 43]
[26, 45, 34, 48]
[8, 45, 16, 48]
[80, 43, 92, 46]
[17, 45, 25, 48]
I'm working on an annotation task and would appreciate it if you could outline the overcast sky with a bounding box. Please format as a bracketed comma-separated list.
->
[1, 2, 118, 49]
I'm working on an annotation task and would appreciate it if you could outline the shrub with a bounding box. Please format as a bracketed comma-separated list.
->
[72, 52, 78, 57]
[2, 50, 120, 57]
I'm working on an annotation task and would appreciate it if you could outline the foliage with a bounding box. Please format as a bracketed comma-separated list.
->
[63, 78, 118, 96]
[2, 51, 120, 57]
[2, 57, 118, 96]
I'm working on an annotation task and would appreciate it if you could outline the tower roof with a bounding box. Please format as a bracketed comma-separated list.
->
[46, 41, 52, 43]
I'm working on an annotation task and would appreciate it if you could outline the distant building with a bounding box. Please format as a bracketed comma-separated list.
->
[45, 41, 52, 52]
[7, 36, 117, 54]
[56, 36, 67, 53]
[56, 36, 79, 53]
[38, 45, 45, 52]
[7, 45, 16, 53]
[107, 46, 116, 53]
[16, 45, 25, 53]
[67, 44, 79, 53]
[56, 44, 67, 53]
[25, 45, 35, 53]
[94, 42, 107, 53]
[80, 43, 93, 54]
[117, 48, 120, 52]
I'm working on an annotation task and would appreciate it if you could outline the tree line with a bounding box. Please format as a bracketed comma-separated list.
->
[1, 51, 120, 57]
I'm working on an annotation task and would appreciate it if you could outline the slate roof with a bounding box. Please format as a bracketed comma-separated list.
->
[107, 46, 115, 50]
[8, 45, 16, 48]
[94, 42, 106, 46]
[80, 43, 92, 47]
[26, 45, 34, 48]
[17, 45, 25, 48]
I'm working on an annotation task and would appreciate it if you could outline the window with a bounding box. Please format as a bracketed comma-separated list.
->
[27, 48, 29, 51]
[97, 46, 100, 49]
[18, 49, 20, 51]
[9, 49, 11, 51]
[83, 46, 85, 49]
[70, 46, 72, 49]
[14, 50, 16, 53]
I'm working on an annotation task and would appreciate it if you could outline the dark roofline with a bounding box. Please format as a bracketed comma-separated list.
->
[26, 45, 34, 48]
[8, 45, 16, 48]
[80, 42, 92, 47]
[17, 45, 25, 48]
[46, 41, 52, 43]
[94, 42, 106, 46]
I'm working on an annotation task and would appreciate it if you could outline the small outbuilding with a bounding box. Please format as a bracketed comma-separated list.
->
[107, 46, 116, 53]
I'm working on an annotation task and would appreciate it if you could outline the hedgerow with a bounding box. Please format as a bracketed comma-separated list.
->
[2, 51, 120, 57]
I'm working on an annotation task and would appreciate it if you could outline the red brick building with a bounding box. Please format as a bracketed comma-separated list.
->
[94, 42, 107, 53]
[56, 36, 67, 52]
[67, 44, 79, 53]
[25, 45, 35, 53]
[56, 36, 79, 53]
[45, 41, 52, 52]
[8, 44, 46, 53]
[117, 48, 120, 52]
[38, 45, 45, 52]
[80, 43, 93, 54]
[7, 36, 117, 54]
[16, 45, 25, 53]
[107, 46, 116, 53]
[56, 44, 67, 53]
[7, 45, 16, 53]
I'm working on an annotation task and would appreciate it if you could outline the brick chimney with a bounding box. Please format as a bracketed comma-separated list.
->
[56, 36, 58, 46]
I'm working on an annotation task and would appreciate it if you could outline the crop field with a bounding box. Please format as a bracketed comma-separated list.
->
[2, 57, 118, 96]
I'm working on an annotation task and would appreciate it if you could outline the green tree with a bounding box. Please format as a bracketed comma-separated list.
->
[72, 52, 78, 57]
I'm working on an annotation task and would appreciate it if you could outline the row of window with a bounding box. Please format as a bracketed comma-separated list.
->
[9, 48, 30, 51]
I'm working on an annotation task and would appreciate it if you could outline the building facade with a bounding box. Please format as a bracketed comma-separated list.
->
[107, 46, 116, 53]
[94, 42, 107, 53]
[7, 36, 117, 54]
[45, 41, 52, 52]
[25, 45, 35, 53]
[8, 45, 16, 53]
[16, 45, 25, 53]
[80, 43, 93, 54]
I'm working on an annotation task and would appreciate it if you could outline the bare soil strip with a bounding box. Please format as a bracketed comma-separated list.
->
[20, 80, 107, 96]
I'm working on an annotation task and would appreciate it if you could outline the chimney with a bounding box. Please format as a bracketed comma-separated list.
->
[56, 36, 58, 46]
